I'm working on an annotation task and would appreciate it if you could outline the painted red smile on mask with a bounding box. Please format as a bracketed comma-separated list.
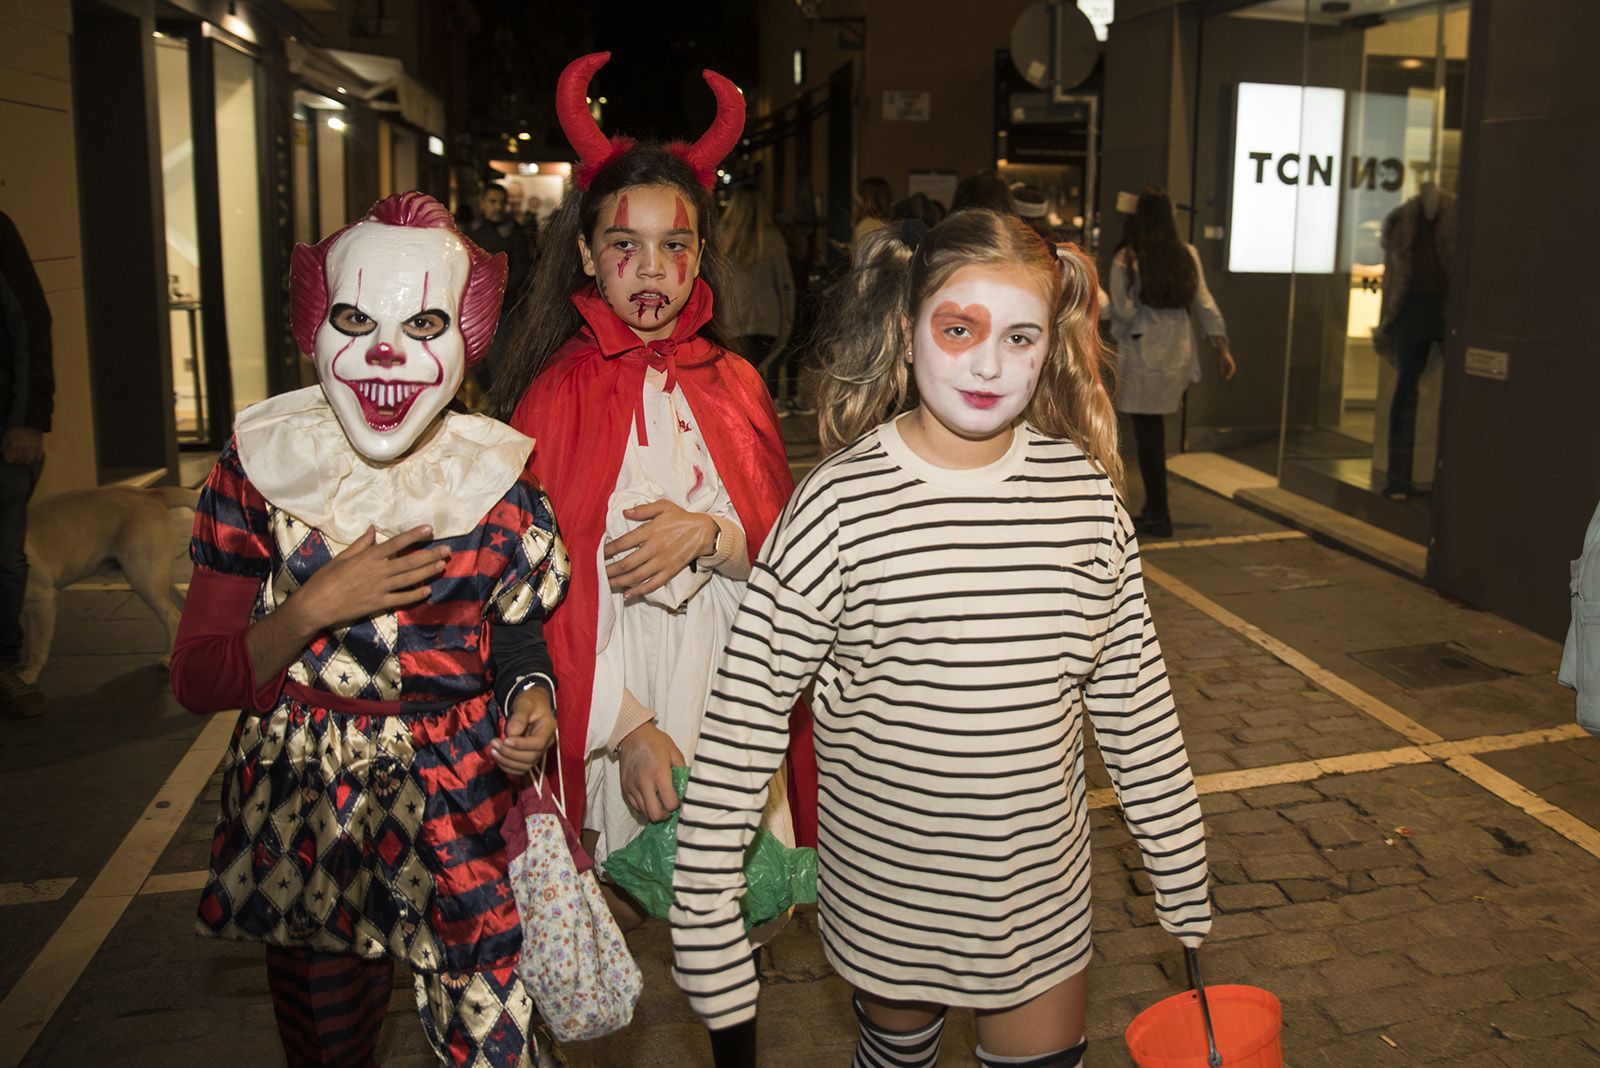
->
[343, 377, 435, 430]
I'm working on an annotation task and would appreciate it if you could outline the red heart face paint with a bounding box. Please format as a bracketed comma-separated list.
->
[929, 302, 992, 357]
[585, 184, 702, 341]
[910, 263, 1051, 449]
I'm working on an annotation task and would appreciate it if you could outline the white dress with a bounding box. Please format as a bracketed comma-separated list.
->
[582, 367, 793, 865]
[1108, 244, 1228, 415]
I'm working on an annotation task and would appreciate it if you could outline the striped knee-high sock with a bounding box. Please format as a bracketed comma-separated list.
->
[264, 947, 394, 1068]
[851, 998, 946, 1068]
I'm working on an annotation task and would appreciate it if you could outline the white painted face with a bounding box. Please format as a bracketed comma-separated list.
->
[911, 263, 1052, 445]
[314, 222, 470, 462]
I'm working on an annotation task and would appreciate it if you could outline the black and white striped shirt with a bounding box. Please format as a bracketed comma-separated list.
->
[669, 419, 1211, 1029]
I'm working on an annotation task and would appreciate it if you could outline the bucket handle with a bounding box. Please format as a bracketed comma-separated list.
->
[1184, 946, 1223, 1068]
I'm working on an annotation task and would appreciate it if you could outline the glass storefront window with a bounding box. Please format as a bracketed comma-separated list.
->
[1191, 0, 1469, 544]
[213, 44, 269, 412]
[154, 35, 209, 444]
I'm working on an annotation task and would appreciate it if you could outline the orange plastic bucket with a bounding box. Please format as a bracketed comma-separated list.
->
[1125, 984, 1283, 1068]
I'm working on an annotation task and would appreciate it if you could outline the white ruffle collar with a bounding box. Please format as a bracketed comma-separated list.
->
[233, 386, 534, 543]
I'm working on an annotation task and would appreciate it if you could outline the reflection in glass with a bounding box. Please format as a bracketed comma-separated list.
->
[1279, 0, 1468, 539]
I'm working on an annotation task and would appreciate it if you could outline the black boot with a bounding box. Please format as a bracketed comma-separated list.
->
[709, 1019, 758, 1068]
[1134, 512, 1173, 539]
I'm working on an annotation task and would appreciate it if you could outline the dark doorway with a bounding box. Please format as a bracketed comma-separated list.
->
[71, 0, 180, 482]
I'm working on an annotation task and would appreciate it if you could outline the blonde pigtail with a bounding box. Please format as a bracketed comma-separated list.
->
[1028, 245, 1125, 496]
[815, 229, 918, 452]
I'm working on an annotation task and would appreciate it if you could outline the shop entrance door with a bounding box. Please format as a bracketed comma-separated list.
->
[153, 30, 208, 445]
[71, 0, 179, 482]
[151, 19, 273, 451]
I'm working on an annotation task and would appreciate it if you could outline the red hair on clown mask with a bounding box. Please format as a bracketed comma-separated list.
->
[289, 192, 508, 364]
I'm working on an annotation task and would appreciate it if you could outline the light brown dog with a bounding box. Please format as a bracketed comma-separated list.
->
[19, 485, 199, 685]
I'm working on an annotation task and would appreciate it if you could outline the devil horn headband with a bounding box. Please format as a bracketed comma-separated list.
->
[556, 51, 746, 191]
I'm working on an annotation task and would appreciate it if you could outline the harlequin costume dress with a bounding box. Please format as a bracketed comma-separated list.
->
[171, 386, 570, 1068]
[509, 280, 817, 856]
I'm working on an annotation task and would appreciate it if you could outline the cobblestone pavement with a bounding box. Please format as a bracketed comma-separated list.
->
[4, 431, 1600, 1067]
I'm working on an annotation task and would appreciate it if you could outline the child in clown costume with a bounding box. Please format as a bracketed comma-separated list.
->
[172, 192, 569, 1068]
[487, 53, 817, 941]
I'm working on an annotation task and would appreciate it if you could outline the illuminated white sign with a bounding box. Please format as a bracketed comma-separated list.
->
[1077, 0, 1114, 42]
[1228, 82, 1345, 274]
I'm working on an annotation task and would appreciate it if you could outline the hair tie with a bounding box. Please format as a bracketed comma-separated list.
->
[898, 218, 930, 252]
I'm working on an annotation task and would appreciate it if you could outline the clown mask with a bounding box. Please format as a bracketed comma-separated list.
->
[313, 222, 471, 462]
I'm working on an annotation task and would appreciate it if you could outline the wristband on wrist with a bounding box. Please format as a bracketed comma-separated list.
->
[505, 672, 555, 709]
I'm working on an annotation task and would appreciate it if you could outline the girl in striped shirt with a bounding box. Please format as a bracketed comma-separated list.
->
[669, 210, 1212, 1068]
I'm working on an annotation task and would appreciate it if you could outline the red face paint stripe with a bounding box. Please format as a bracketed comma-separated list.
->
[613, 194, 631, 229]
[674, 252, 689, 286]
[673, 196, 691, 231]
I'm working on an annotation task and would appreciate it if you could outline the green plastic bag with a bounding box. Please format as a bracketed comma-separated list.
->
[601, 766, 817, 929]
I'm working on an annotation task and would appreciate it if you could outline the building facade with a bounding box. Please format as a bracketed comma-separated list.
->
[1100, 0, 1600, 638]
[0, 0, 476, 498]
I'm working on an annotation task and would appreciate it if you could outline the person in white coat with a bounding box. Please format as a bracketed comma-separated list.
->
[1108, 188, 1236, 537]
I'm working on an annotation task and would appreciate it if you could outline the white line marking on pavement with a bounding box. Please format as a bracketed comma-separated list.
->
[139, 870, 210, 896]
[1087, 724, 1594, 812]
[1142, 562, 1444, 746]
[0, 879, 76, 907]
[0, 712, 234, 1065]
[1142, 531, 1308, 552]
[1445, 754, 1600, 860]
[1140, 561, 1600, 861]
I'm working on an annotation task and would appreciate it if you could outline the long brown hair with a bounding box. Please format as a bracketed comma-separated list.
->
[815, 209, 1122, 490]
[1122, 187, 1197, 309]
[721, 187, 778, 269]
[486, 146, 738, 419]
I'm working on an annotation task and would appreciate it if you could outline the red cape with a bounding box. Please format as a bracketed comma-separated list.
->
[511, 281, 816, 845]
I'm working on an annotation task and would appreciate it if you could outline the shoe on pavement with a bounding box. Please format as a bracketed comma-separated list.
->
[773, 401, 794, 418]
[1134, 513, 1174, 539]
[791, 400, 816, 416]
[0, 667, 45, 717]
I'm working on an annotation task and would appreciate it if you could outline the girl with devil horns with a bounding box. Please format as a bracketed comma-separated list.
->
[488, 51, 817, 963]
[172, 192, 569, 1067]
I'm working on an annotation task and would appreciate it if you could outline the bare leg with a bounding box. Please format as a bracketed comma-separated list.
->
[974, 971, 1087, 1058]
[855, 990, 944, 1033]
[853, 990, 947, 1068]
[580, 827, 650, 932]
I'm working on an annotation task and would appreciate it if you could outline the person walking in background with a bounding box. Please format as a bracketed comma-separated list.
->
[850, 176, 893, 261]
[1108, 187, 1235, 539]
[466, 182, 534, 303]
[950, 171, 1015, 215]
[0, 211, 54, 714]
[720, 187, 797, 414]
[465, 183, 535, 393]
[889, 191, 944, 229]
